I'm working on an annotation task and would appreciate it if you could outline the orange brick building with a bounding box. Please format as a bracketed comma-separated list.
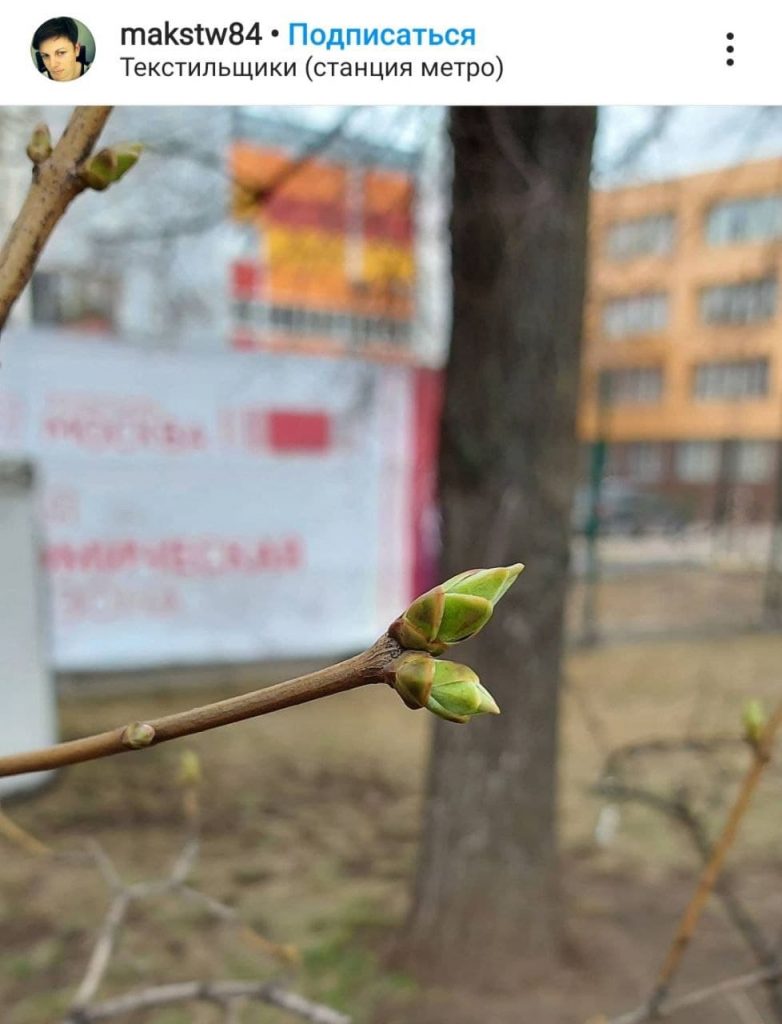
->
[580, 157, 782, 522]
[229, 119, 417, 363]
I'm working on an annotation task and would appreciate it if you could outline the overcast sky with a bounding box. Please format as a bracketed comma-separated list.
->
[595, 106, 782, 186]
[244, 105, 782, 187]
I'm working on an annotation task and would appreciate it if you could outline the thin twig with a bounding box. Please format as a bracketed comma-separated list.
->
[60, 979, 351, 1023]
[0, 107, 113, 331]
[598, 965, 782, 1024]
[168, 836, 200, 885]
[596, 779, 781, 985]
[603, 735, 744, 780]
[0, 634, 401, 778]
[0, 804, 52, 856]
[647, 703, 782, 1013]
[598, 704, 782, 1024]
[178, 884, 300, 965]
[84, 839, 123, 892]
[70, 892, 130, 1011]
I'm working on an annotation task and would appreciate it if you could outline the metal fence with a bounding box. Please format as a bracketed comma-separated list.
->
[568, 524, 781, 644]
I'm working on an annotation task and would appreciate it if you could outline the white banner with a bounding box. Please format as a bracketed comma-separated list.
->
[0, 331, 416, 670]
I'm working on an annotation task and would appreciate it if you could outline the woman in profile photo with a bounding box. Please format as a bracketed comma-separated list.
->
[32, 17, 91, 82]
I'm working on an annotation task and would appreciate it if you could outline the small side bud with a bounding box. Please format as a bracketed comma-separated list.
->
[122, 722, 156, 749]
[80, 143, 142, 191]
[177, 749, 202, 786]
[743, 700, 767, 748]
[26, 123, 52, 164]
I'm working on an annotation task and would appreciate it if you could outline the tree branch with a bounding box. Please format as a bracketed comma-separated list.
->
[0, 107, 113, 331]
[61, 980, 351, 1023]
[595, 780, 779, 974]
[0, 634, 402, 778]
[647, 702, 782, 1013]
[70, 892, 130, 1011]
[596, 703, 782, 1024]
[597, 965, 782, 1024]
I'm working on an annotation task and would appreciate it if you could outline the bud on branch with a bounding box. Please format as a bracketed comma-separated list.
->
[79, 143, 143, 191]
[0, 563, 523, 776]
[387, 652, 500, 723]
[389, 563, 524, 655]
[26, 124, 52, 165]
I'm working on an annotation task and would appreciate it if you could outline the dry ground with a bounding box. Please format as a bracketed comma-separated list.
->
[2, 627, 782, 1024]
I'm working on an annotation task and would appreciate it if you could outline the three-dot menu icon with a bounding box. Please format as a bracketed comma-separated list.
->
[726, 32, 734, 66]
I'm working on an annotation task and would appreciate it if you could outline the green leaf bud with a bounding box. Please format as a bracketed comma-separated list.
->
[80, 143, 142, 191]
[442, 564, 524, 605]
[177, 749, 202, 786]
[390, 652, 435, 709]
[743, 699, 767, 747]
[389, 563, 523, 654]
[388, 653, 500, 724]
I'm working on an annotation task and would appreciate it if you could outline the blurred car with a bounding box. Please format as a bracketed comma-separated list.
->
[572, 478, 688, 536]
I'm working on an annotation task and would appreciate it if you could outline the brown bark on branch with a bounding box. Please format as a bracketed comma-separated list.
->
[0, 634, 401, 778]
[0, 106, 113, 332]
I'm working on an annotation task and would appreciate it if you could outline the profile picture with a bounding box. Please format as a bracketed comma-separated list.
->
[31, 16, 95, 82]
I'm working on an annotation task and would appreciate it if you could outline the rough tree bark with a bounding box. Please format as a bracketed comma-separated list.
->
[405, 107, 597, 987]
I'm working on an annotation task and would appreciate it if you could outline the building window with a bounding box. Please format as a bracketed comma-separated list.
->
[735, 440, 775, 484]
[693, 359, 769, 400]
[675, 441, 720, 483]
[234, 301, 411, 347]
[706, 195, 782, 245]
[700, 278, 777, 326]
[605, 214, 675, 261]
[31, 270, 116, 330]
[626, 442, 664, 482]
[602, 293, 669, 339]
[598, 367, 664, 405]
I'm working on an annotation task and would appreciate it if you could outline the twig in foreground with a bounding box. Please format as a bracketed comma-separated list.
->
[0, 636, 402, 777]
[0, 563, 524, 778]
[60, 979, 351, 1024]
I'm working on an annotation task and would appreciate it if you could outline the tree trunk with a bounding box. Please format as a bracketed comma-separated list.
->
[405, 107, 596, 988]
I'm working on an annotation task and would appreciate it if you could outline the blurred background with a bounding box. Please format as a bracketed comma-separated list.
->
[1, 105, 782, 1023]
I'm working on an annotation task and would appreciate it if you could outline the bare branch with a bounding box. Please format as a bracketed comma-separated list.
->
[70, 892, 130, 1011]
[0, 107, 113, 331]
[84, 840, 123, 892]
[168, 836, 200, 885]
[0, 803, 53, 857]
[178, 884, 300, 965]
[596, 703, 782, 1024]
[597, 776, 782, 1019]
[596, 965, 782, 1024]
[100, 109, 366, 244]
[646, 703, 782, 1011]
[61, 979, 352, 1023]
[0, 634, 402, 778]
